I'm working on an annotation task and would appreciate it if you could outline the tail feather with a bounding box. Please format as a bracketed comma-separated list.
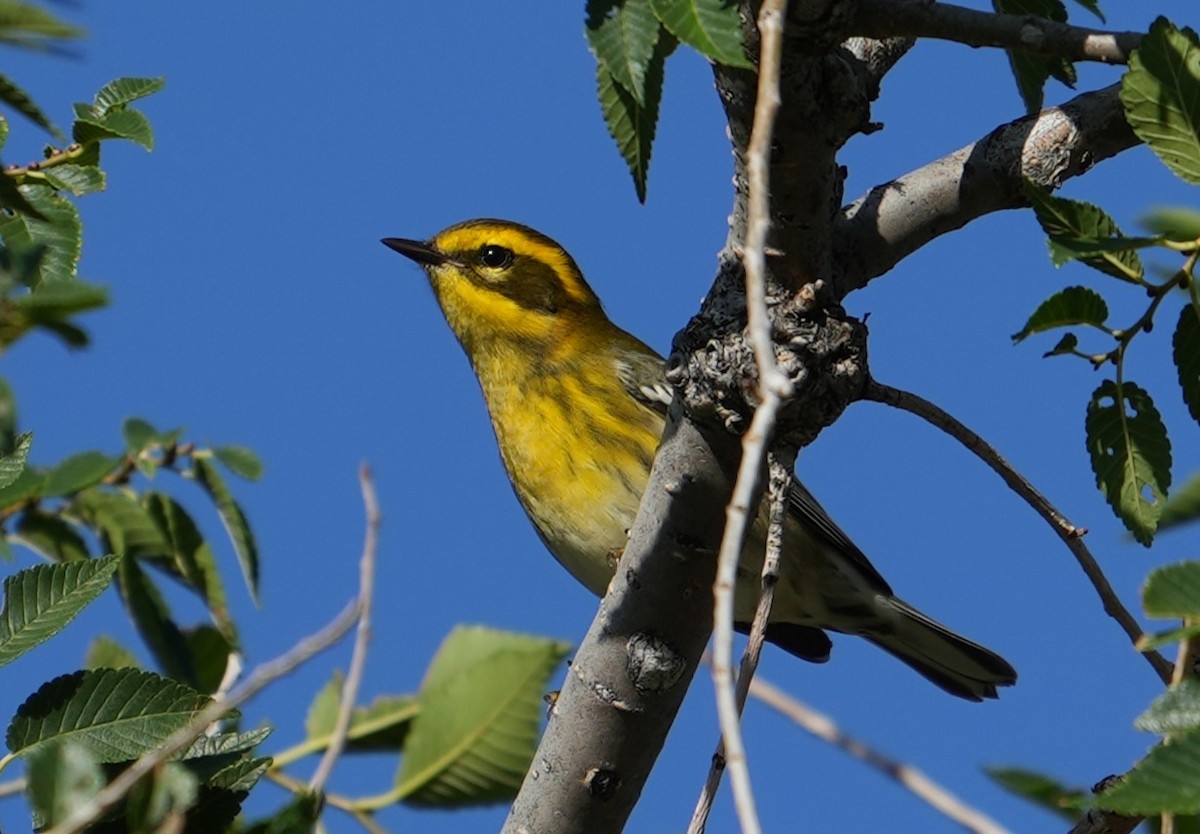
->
[865, 597, 1017, 702]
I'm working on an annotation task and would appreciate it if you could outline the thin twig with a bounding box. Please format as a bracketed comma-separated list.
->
[43, 601, 362, 834]
[863, 379, 1173, 684]
[0, 777, 26, 799]
[709, 3, 793, 834]
[689, 453, 792, 834]
[310, 463, 381, 794]
[748, 676, 1012, 834]
[268, 770, 387, 834]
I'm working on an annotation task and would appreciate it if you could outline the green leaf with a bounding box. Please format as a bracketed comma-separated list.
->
[1143, 561, 1200, 619]
[1085, 379, 1172, 545]
[993, 0, 1073, 112]
[206, 754, 270, 793]
[14, 510, 90, 562]
[0, 465, 45, 507]
[585, 0, 660, 104]
[143, 492, 235, 644]
[84, 635, 140, 670]
[1025, 182, 1144, 281]
[40, 164, 105, 196]
[0, 375, 17, 453]
[123, 417, 159, 453]
[304, 671, 342, 740]
[26, 742, 104, 829]
[1098, 734, 1200, 814]
[71, 488, 170, 558]
[0, 183, 81, 283]
[1044, 332, 1079, 358]
[1160, 470, 1200, 531]
[214, 445, 263, 481]
[395, 625, 569, 806]
[1137, 679, 1200, 736]
[597, 32, 672, 203]
[986, 766, 1082, 820]
[1138, 621, 1200, 652]
[1142, 206, 1200, 241]
[650, 0, 750, 69]
[6, 668, 217, 761]
[0, 69, 58, 137]
[0, 278, 108, 350]
[181, 727, 270, 761]
[184, 625, 232, 695]
[1176, 304, 1200, 425]
[116, 556, 198, 686]
[1013, 286, 1109, 343]
[302, 675, 418, 755]
[241, 792, 321, 834]
[0, 429, 31, 488]
[0, 555, 122, 667]
[124, 760, 199, 831]
[1121, 18, 1200, 185]
[92, 77, 165, 116]
[194, 458, 259, 605]
[44, 450, 116, 497]
[0, 1, 83, 48]
[72, 106, 155, 151]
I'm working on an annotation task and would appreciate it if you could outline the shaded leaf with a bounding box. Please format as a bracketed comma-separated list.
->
[1143, 561, 1200, 619]
[1013, 286, 1109, 342]
[194, 458, 259, 604]
[44, 450, 116, 497]
[71, 488, 170, 558]
[1025, 182, 1144, 280]
[0, 555, 121, 667]
[14, 510, 89, 562]
[1044, 332, 1078, 358]
[585, 0, 659, 103]
[0, 375, 17, 453]
[0, 465, 45, 506]
[650, 0, 750, 68]
[1086, 379, 1172, 545]
[0, 429, 30, 488]
[116, 556, 197, 686]
[0, 183, 81, 283]
[1121, 19, 1200, 185]
[1098, 734, 1200, 814]
[0, 69, 58, 136]
[92, 76, 164, 116]
[123, 416, 159, 453]
[84, 635, 139, 670]
[73, 106, 155, 151]
[240, 791, 320, 834]
[993, 0, 1073, 112]
[396, 625, 569, 806]
[41, 164, 105, 196]
[214, 446, 263, 481]
[1137, 679, 1200, 735]
[180, 727, 270, 761]
[986, 766, 1082, 820]
[1176, 304, 1200, 424]
[597, 32, 673, 203]
[6, 668, 218, 762]
[1160, 470, 1200, 532]
[183, 625, 232, 695]
[27, 741, 104, 829]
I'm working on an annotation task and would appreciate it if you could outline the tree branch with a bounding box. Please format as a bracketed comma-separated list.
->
[833, 83, 1138, 296]
[851, 0, 1141, 64]
[863, 380, 1173, 685]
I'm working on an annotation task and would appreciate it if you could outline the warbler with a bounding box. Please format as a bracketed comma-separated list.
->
[383, 219, 1016, 701]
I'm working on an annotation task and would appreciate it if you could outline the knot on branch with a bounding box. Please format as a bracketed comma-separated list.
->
[666, 256, 867, 448]
[626, 632, 687, 694]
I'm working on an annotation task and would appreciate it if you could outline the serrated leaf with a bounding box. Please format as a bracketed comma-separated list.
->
[1161, 470, 1200, 532]
[0, 429, 30, 488]
[84, 635, 139, 670]
[994, 0, 1073, 112]
[181, 727, 270, 761]
[650, 0, 750, 69]
[0, 183, 81, 283]
[0, 170, 43, 219]
[143, 492, 235, 644]
[1143, 562, 1200, 619]
[1142, 206, 1200, 241]
[1098, 734, 1200, 814]
[40, 164, 104, 196]
[194, 458, 259, 605]
[116, 555, 198, 686]
[1176, 304, 1200, 424]
[1013, 286, 1109, 342]
[597, 32, 672, 203]
[0, 555, 121, 666]
[14, 510, 89, 562]
[1121, 19, 1200, 186]
[585, 0, 659, 104]
[1086, 379, 1172, 545]
[214, 445, 263, 481]
[207, 755, 270, 793]
[27, 741, 104, 829]
[92, 77, 164, 116]
[1137, 679, 1200, 735]
[6, 668, 218, 762]
[0, 69, 58, 136]
[396, 625, 569, 806]
[71, 488, 170, 558]
[73, 107, 155, 151]
[986, 766, 1082, 820]
[44, 450, 116, 497]
[1026, 182, 1144, 281]
[1044, 332, 1078, 357]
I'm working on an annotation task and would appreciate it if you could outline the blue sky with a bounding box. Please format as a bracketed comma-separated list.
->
[0, 2, 1198, 832]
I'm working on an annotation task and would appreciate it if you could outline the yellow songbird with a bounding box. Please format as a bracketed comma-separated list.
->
[384, 219, 1016, 700]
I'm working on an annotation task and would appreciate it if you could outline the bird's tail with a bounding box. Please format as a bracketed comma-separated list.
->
[865, 597, 1017, 701]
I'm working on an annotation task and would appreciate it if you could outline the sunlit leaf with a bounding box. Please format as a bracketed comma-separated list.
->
[43, 451, 116, 497]
[1160, 470, 1200, 532]
[1121, 19, 1200, 185]
[0, 430, 31, 489]
[0, 183, 81, 283]
[213, 446, 263, 482]
[1098, 734, 1200, 814]
[1141, 206, 1200, 241]
[1136, 679, 1200, 736]
[27, 741, 104, 829]
[650, 0, 750, 68]
[1025, 182, 1144, 281]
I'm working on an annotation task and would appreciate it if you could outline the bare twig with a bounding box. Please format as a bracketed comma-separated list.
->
[709, 4, 794, 834]
[268, 770, 387, 834]
[852, 0, 1140, 64]
[748, 676, 1012, 834]
[44, 600, 361, 834]
[0, 777, 26, 799]
[864, 379, 1173, 684]
[310, 463, 381, 794]
[689, 454, 792, 834]
[834, 83, 1137, 296]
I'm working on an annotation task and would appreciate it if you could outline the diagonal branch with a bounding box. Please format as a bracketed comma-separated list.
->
[833, 83, 1138, 296]
[851, 0, 1141, 64]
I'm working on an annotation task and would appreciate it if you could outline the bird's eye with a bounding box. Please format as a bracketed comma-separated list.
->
[479, 245, 514, 269]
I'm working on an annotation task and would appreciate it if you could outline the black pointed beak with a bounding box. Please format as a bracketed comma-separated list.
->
[381, 237, 450, 267]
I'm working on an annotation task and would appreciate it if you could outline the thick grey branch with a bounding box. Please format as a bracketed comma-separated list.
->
[833, 83, 1137, 296]
[852, 0, 1140, 64]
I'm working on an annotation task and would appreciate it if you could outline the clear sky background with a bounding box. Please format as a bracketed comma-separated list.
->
[0, 3, 1197, 832]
